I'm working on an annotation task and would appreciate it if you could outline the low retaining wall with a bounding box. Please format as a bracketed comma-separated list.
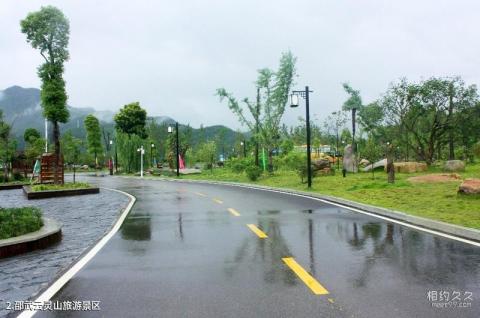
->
[23, 186, 100, 199]
[0, 183, 28, 190]
[0, 217, 62, 259]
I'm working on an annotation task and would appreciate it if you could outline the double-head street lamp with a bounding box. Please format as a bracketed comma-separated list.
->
[290, 86, 313, 188]
[137, 145, 145, 178]
[168, 122, 180, 177]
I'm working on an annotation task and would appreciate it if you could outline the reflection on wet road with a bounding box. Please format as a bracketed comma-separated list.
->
[38, 176, 479, 318]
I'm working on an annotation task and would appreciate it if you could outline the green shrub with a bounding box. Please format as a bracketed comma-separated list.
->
[232, 162, 245, 173]
[473, 142, 480, 158]
[245, 165, 262, 181]
[31, 182, 91, 192]
[0, 207, 43, 239]
[276, 152, 306, 170]
[226, 157, 254, 173]
[13, 172, 24, 181]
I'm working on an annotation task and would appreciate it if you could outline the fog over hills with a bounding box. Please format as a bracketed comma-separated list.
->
[0, 86, 241, 148]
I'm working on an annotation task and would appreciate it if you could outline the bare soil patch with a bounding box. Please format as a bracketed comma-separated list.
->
[408, 174, 462, 183]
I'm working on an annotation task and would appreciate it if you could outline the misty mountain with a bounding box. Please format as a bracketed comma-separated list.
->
[0, 86, 244, 150]
[0, 86, 116, 145]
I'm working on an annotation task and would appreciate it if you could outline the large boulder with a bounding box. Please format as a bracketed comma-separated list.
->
[385, 162, 427, 173]
[342, 144, 357, 172]
[359, 159, 370, 167]
[312, 159, 330, 171]
[458, 178, 480, 195]
[444, 160, 465, 172]
[363, 159, 386, 172]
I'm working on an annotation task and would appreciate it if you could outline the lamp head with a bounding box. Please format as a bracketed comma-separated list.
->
[168, 126, 173, 133]
[290, 94, 299, 108]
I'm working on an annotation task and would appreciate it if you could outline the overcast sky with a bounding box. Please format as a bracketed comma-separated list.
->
[1, 0, 479, 130]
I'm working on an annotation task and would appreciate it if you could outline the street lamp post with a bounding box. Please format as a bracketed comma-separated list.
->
[137, 145, 145, 178]
[168, 123, 180, 177]
[352, 107, 357, 158]
[151, 143, 155, 168]
[332, 111, 340, 171]
[110, 139, 118, 174]
[290, 86, 313, 188]
[109, 140, 114, 175]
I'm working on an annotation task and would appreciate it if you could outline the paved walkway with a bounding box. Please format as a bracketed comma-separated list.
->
[0, 187, 130, 317]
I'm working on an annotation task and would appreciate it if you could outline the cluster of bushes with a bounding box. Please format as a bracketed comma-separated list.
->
[223, 151, 336, 183]
[0, 172, 25, 183]
[224, 157, 254, 173]
[0, 207, 43, 239]
[223, 157, 262, 181]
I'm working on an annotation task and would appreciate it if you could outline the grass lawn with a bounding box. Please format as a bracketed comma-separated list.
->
[31, 182, 91, 192]
[176, 163, 480, 230]
[0, 207, 43, 239]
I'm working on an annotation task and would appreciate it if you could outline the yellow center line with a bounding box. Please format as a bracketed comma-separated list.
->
[194, 192, 207, 197]
[228, 208, 241, 216]
[282, 257, 329, 295]
[246, 224, 268, 238]
[213, 198, 223, 204]
[328, 298, 335, 304]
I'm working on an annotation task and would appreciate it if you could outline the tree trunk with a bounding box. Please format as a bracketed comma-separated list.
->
[267, 150, 274, 173]
[448, 88, 455, 160]
[405, 129, 409, 162]
[351, 108, 356, 154]
[3, 162, 8, 183]
[53, 121, 62, 184]
[255, 88, 260, 167]
[3, 133, 9, 182]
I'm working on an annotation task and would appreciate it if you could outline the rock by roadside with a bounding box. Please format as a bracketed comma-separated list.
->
[458, 178, 480, 195]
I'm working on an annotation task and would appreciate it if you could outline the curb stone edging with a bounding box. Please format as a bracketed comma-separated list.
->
[23, 185, 100, 199]
[0, 183, 29, 190]
[0, 217, 62, 258]
[116, 175, 480, 244]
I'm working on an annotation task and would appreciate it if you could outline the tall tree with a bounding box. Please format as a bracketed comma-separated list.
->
[84, 114, 102, 169]
[324, 111, 348, 163]
[61, 130, 82, 183]
[114, 102, 147, 172]
[195, 141, 217, 171]
[24, 128, 41, 143]
[445, 77, 478, 160]
[24, 128, 44, 166]
[216, 51, 296, 171]
[21, 6, 70, 184]
[0, 111, 15, 182]
[381, 78, 418, 160]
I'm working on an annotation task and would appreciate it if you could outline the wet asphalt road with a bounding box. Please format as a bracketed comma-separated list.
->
[37, 176, 479, 318]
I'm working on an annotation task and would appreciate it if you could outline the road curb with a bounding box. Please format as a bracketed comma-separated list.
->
[118, 175, 480, 243]
[0, 217, 62, 258]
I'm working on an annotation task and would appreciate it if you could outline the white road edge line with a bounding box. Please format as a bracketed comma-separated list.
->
[160, 178, 480, 247]
[18, 187, 136, 318]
